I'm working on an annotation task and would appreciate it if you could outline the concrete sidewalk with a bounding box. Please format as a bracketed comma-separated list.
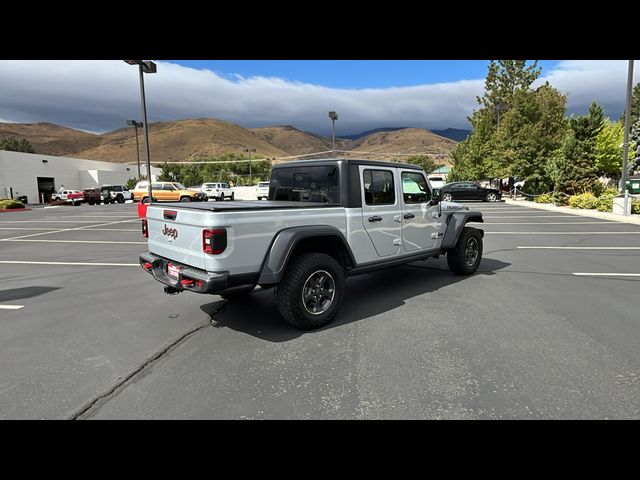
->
[504, 198, 640, 225]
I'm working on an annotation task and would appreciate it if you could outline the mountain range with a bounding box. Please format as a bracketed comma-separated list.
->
[0, 119, 463, 165]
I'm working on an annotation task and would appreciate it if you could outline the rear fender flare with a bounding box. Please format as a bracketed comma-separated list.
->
[258, 226, 355, 284]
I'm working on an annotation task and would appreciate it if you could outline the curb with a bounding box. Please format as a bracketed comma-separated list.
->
[504, 198, 640, 225]
[0, 208, 32, 212]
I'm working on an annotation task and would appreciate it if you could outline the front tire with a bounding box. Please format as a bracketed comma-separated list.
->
[442, 192, 453, 202]
[485, 192, 497, 202]
[88, 198, 96, 205]
[116, 194, 125, 204]
[180, 196, 192, 202]
[276, 253, 345, 330]
[447, 227, 483, 276]
[220, 193, 224, 201]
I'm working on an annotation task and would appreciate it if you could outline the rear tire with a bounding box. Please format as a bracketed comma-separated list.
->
[276, 253, 345, 330]
[230, 193, 235, 201]
[88, 198, 96, 205]
[447, 227, 483, 276]
[442, 192, 453, 202]
[180, 196, 192, 202]
[485, 192, 497, 202]
[220, 193, 224, 201]
[116, 194, 125, 204]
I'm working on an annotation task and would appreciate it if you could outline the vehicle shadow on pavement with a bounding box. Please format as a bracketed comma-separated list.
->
[202, 257, 510, 342]
[0, 286, 61, 302]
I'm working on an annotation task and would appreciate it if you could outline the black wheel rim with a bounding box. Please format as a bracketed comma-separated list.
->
[302, 270, 336, 315]
[443, 193, 452, 202]
[465, 237, 479, 267]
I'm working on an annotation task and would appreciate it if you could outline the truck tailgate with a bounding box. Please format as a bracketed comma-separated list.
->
[147, 206, 206, 270]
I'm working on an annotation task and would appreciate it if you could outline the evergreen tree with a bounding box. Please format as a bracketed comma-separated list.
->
[0, 136, 35, 153]
[620, 82, 640, 126]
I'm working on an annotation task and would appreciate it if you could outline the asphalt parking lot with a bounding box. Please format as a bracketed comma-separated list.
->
[1, 201, 639, 419]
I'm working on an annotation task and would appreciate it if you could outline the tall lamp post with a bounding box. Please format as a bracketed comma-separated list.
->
[620, 60, 635, 216]
[329, 111, 338, 157]
[126, 120, 143, 180]
[124, 60, 157, 203]
[244, 148, 256, 185]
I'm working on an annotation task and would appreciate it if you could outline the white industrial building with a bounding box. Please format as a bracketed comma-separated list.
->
[0, 151, 161, 204]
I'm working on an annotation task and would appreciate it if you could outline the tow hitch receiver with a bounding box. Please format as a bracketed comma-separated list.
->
[164, 285, 182, 295]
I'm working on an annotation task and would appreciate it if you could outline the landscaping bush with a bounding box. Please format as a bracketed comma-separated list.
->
[551, 191, 568, 206]
[632, 199, 640, 215]
[534, 193, 553, 204]
[568, 193, 599, 209]
[0, 199, 25, 209]
[596, 191, 616, 212]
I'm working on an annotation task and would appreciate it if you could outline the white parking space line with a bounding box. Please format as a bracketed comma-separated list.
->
[0, 260, 138, 267]
[0, 219, 138, 241]
[0, 220, 133, 224]
[485, 232, 640, 235]
[486, 221, 616, 225]
[0, 305, 25, 310]
[518, 246, 640, 250]
[573, 273, 640, 277]
[0, 227, 66, 230]
[1, 239, 146, 244]
[78, 228, 140, 232]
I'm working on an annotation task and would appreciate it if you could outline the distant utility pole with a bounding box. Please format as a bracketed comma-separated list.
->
[329, 111, 338, 157]
[244, 148, 256, 185]
[621, 61, 634, 203]
[494, 102, 508, 193]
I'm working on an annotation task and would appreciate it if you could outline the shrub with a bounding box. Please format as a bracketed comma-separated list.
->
[596, 191, 616, 212]
[551, 191, 568, 206]
[0, 199, 25, 209]
[632, 199, 640, 215]
[568, 193, 599, 209]
[535, 193, 553, 204]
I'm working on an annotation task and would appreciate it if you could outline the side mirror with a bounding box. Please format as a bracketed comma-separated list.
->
[429, 190, 440, 206]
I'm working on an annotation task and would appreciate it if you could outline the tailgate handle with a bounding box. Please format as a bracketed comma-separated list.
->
[163, 210, 177, 221]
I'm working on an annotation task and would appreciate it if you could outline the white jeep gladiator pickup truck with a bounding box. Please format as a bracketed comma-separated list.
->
[139, 159, 484, 330]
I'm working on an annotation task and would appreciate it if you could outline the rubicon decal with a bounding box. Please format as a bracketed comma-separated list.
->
[162, 224, 178, 240]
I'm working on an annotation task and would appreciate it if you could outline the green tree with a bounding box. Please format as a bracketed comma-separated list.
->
[630, 118, 640, 174]
[0, 137, 35, 153]
[620, 82, 640, 126]
[405, 155, 438, 174]
[595, 120, 628, 175]
[495, 83, 568, 192]
[548, 102, 605, 194]
[480, 60, 542, 110]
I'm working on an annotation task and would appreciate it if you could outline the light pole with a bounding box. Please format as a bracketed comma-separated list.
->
[244, 148, 256, 185]
[329, 111, 338, 157]
[124, 60, 157, 203]
[127, 119, 143, 180]
[620, 60, 634, 216]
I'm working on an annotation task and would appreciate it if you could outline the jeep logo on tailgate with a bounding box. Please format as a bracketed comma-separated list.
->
[162, 224, 178, 240]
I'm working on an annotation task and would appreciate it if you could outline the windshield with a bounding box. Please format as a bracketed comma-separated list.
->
[203, 183, 216, 188]
[269, 166, 339, 203]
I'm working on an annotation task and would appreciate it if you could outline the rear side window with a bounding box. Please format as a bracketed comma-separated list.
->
[363, 169, 395, 205]
[269, 166, 339, 203]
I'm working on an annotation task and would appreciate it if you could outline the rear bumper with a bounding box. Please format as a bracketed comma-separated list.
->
[139, 252, 229, 294]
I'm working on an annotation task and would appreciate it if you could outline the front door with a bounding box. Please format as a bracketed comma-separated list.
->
[400, 170, 441, 251]
[360, 166, 402, 257]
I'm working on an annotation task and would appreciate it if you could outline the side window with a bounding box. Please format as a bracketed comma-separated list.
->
[163, 184, 175, 191]
[401, 172, 430, 204]
[113, 186, 122, 192]
[363, 169, 395, 205]
[151, 183, 162, 189]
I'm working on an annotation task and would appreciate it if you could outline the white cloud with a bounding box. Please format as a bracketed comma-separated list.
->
[0, 60, 637, 135]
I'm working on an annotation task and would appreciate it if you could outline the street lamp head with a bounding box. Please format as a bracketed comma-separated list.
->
[141, 61, 157, 74]
[124, 60, 142, 66]
[329, 111, 338, 121]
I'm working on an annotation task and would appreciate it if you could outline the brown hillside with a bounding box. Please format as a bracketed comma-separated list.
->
[0, 122, 101, 156]
[251, 125, 350, 156]
[72, 118, 288, 163]
[347, 128, 455, 164]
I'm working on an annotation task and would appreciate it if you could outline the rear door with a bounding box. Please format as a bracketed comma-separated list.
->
[360, 166, 401, 257]
[147, 206, 207, 270]
[400, 170, 440, 251]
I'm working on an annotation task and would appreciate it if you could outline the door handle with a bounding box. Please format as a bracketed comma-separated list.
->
[403, 213, 415, 219]
[368, 216, 382, 222]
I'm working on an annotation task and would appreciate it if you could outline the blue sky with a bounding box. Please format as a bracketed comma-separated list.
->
[0, 60, 637, 135]
[169, 60, 562, 89]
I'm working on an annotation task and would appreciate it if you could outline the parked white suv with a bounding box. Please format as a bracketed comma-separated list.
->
[101, 185, 132, 204]
[256, 181, 270, 200]
[201, 183, 234, 201]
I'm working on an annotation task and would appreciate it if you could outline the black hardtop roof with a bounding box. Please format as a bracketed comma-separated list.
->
[271, 158, 423, 171]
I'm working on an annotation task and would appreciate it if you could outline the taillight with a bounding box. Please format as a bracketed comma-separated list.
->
[203, 228, 226, 254]
[142, 219, 148, 238]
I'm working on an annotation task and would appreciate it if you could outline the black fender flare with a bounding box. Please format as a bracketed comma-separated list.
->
[441, 211, 484, 249]
[258, 225, 356, 285]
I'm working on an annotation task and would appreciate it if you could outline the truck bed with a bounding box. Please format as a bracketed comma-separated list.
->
[158, 200, 341, 212]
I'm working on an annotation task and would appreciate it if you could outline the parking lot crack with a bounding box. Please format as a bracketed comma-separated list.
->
[69, 306, 225, 420]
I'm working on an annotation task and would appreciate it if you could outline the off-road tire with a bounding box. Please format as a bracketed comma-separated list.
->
[276, 253, 345, 330]
[447, 227, 483, 276]
[116, 194, 125, 204]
